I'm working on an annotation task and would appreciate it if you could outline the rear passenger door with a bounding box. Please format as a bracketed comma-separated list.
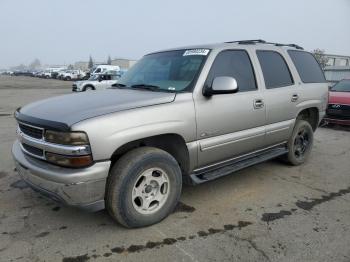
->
[255, 50, 297, 145]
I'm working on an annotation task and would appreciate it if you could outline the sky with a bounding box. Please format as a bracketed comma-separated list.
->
[0, 0, 349, 68]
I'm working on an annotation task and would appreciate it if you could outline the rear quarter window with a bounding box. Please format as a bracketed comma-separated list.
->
[287, 50, 326, 83]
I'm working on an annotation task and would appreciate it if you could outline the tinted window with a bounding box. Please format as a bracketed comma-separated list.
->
[205, 50, 257, 92]
[257, 51, 293, 89]
[288, 50, 326, 83]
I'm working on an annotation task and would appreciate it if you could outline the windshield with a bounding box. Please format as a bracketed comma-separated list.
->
[331, 79, 350, 92]
[117, 49, 209, 92]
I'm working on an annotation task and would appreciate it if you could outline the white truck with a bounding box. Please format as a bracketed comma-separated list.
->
[42, 67, 67, 78]
[72, 71, 119, 91]
[91, 65, 120, 75]
[61, 70, 86, 81]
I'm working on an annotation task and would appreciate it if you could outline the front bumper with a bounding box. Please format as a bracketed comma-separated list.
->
[12, 140, 111, 212]
[72, 84, 82, 92]
[323, 116, 350, 126]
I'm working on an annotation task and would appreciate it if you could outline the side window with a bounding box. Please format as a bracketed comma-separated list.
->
[256, 50, 293, 89]
[205, 50, 257, 92]
[287, 50, 326, 83]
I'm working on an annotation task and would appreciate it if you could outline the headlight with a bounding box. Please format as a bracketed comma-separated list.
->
[46, 152, 93, 168]
[45, 130, 89, 145]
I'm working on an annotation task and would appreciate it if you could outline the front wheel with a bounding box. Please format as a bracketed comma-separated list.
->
[286, 120, 314, 165]
[106, 147, 182, 228]
[84, 86, 94, 91]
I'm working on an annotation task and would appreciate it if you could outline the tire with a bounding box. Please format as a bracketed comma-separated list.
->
[84, 85, 94, 91]
[106, 147, 182, 228]
[285, 120, 314, 166]
[66, 76, 71, 81]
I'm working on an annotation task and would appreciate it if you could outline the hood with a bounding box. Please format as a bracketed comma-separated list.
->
[18, 89, 176, 129]
[329, 91, 350, 105]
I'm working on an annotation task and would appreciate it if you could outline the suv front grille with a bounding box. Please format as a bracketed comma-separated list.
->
[22, 143, 44, 157]
[19, 123, 43, 139]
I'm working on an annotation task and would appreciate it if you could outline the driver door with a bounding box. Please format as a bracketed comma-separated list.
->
[195, 50, 266, 167]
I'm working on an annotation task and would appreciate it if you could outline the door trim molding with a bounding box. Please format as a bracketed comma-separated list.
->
[199, 125, 265, 151]
[194, 141, 287, 173]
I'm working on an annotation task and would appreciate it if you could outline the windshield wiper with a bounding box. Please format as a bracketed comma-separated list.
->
[131, 84, 161, 91]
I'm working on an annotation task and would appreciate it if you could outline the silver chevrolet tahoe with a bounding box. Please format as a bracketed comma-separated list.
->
[12, 40, 328, 228]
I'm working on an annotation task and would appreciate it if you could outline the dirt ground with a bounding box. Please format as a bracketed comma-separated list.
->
[0, 76, 349, 262]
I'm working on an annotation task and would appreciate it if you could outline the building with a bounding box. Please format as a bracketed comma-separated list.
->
[323, 54, 350, 85]
[74, 58, 137, 71]
[325, 54, 350, 67]
[74, 61, 89, 71]
[324, 66, 350, 85]
[111, 58, 137, 70]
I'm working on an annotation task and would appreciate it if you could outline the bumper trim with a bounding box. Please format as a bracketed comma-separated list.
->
[323, 117, 350, 126]
[12, 140, 110, 211]
[22, 177, 105, 212]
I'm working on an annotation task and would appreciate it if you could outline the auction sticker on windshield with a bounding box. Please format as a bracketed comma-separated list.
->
[183, 49, 210, 56]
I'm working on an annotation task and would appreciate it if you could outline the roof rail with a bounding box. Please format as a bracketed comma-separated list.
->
[273, 43, 304, 50]
[225, 39, 266, 44]
[225, 39, 304, 50]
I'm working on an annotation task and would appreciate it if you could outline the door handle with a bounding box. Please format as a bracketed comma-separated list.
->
[291, 94, 299, 102]
[253, 99, 264, 109]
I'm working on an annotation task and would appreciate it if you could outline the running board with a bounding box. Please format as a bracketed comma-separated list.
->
[189, 145, 288, 185]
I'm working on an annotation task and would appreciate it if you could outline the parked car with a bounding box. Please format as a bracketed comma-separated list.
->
[72, 72, 119, 91]
[91, 65, 120, 75]
[51, 70, 64, 79]
[3, 70, 14, 75]
[42, 67, 67, 78]
[55, 69, 66, 79]
[12, 40, 328, 228]
[60, 70, 86, 81]
[323, 79, 350, 125]
[13, 70, 33, 76]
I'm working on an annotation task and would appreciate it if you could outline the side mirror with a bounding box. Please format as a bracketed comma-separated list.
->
[203, 76, 238, 96]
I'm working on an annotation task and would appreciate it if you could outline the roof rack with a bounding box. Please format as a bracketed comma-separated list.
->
[225, 39, 304, 50]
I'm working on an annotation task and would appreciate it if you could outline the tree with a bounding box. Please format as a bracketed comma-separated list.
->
[88, 56, 94, 69]
[11, 64, 27, 71]
[29, 58, 41, 69]
[312, 49, 328, 69]
[107, 55, 112, 65]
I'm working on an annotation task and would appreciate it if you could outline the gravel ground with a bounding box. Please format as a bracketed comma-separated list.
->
[0, 76, 349, 262]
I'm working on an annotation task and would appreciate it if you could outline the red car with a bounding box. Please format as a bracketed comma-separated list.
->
[324, 79, 350, 126]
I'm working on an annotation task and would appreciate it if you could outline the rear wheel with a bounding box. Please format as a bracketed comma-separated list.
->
[286, 120, 314, 165]
[106, 147, 182, 228]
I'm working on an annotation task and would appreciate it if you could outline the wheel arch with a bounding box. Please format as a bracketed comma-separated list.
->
[83, 84, 95, 91]
[110, 133, 191, 175]
[296, 107, 319, 131]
